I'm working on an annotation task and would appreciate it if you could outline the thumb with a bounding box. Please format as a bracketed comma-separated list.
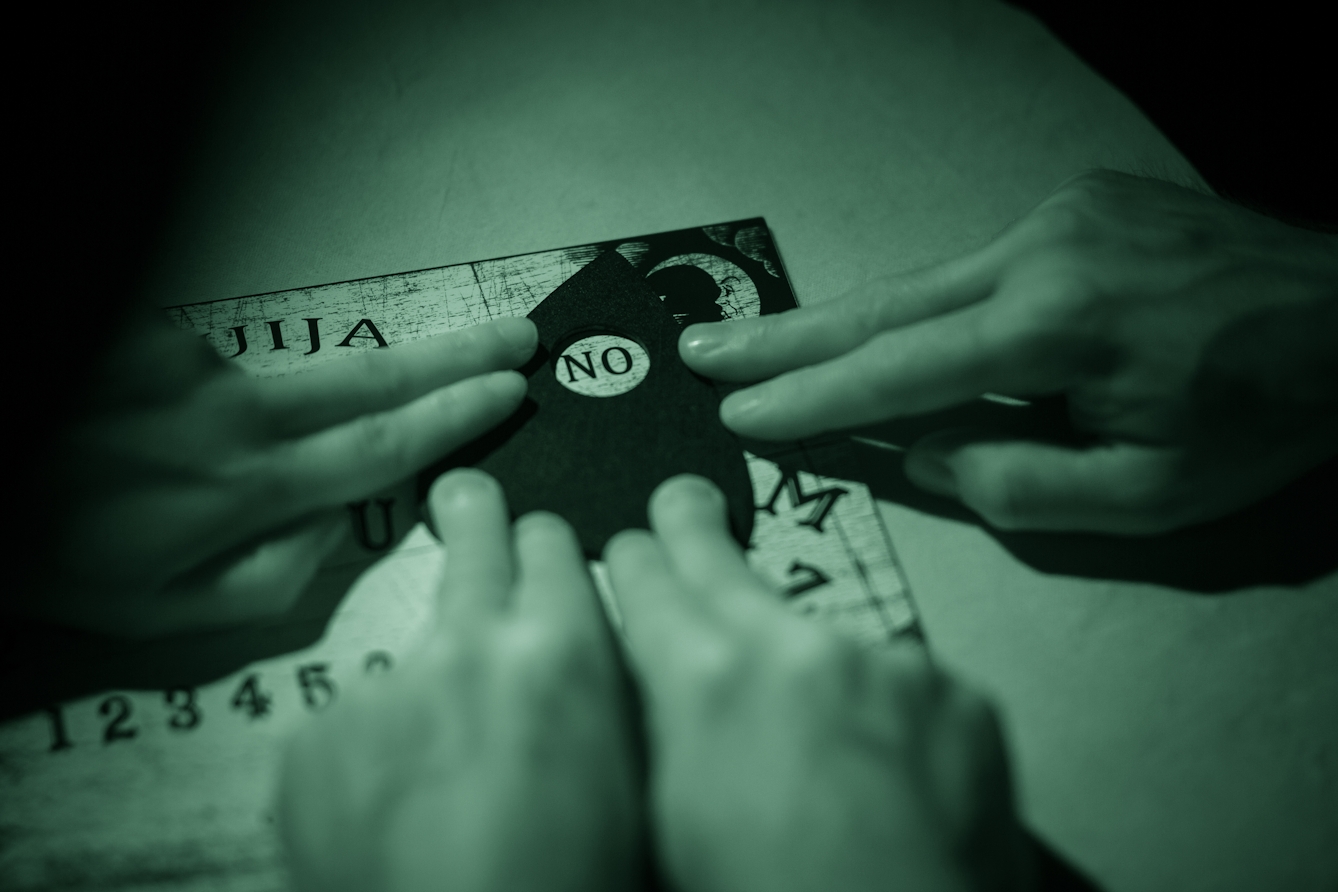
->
[904, 430, 1188, 535]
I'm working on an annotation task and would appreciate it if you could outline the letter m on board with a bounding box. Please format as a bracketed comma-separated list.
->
[760, 470, 849, 533]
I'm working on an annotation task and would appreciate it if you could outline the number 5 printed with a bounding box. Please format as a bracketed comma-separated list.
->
[297, 663, 337, 711]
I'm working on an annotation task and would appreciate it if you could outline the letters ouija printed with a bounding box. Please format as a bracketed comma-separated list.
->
[0, 219, 919, 890]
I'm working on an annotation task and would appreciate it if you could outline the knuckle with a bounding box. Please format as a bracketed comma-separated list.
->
[508, 621, 605, 694]
[422, 635, 491, 690]
[676, 635, 753, 713]
[756, 311, 786, 336]
[1053, 168, 1122, 203]
[841, 291, 893, 333]
[740, 312, 785, 351]
[350, 411, 410, 473]
[1104, 465, 1190, 533]
[357, 351, 411, 405]
[689, 636, 748, 685]
[1027, 172, 1119, 245]
[777, 625, 843, 673]
[418, 634, 466, 675]
[770, 625, 853, 696]
[859, 340, 905, 403]
[1028, 202, 1093, 248]
[955, 454, 1029, 531]
[985, 279, 1107, 379]
[1114, 477, 1171, 514]
[236, 446, 301, 509]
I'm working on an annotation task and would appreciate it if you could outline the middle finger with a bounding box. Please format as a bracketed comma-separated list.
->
[429, 469, 514, 619]
[512, 511, 605, 640]
[648, 475, 778, 618]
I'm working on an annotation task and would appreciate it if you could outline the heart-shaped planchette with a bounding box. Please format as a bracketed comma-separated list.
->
[421, 249, 754, 556]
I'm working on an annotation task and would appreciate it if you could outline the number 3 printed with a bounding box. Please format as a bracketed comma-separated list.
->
[165, 688, 202, 731]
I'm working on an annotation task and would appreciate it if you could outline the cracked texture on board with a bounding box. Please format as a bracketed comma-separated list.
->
[0, 220, 917, 891]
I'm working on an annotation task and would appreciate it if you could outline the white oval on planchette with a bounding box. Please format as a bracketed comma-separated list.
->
[554, 334, 651, 397]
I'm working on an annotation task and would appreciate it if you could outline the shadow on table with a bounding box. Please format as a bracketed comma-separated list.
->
[7, 397, 1335, 721]
[767, 396, 1338, 595]
[0, 558, 368, 724]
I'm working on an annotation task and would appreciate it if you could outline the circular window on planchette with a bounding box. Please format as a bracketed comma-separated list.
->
[553, 333, 651, 397]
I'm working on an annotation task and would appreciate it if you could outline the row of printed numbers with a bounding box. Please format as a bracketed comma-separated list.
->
[43, 650, 394, 752]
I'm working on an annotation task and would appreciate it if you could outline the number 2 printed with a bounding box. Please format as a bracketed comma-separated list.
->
[98, 695, 138, 744]
[40, 649, 394, 753]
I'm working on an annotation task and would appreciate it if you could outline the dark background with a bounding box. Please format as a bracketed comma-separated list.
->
[1006, 1, 1335, 230]
[7, 8, 1331, 890]
[13, 0, 1334, 613]
[18, 1, 1334, 428]
[13, 0, 1336, 636]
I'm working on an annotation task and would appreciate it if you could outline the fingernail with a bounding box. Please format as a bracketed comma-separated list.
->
[485, 370, 527, 401]
[651, 475, 726, 529]
[494, 317, 538, 354]
[680, 324, 726, 357]
[905, 452, 958, 498]
[720, 390, 762, 427]
[661, 474, 723, 506]
[433, 467, 497, 504]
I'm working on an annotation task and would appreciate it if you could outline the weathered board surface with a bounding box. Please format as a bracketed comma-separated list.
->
[0, 220, 918, 892]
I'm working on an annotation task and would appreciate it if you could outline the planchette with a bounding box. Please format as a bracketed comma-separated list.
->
[421, 248, 754, 555]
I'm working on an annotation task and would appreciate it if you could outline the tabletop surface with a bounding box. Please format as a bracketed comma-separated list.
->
[19, 2, 1338, 891]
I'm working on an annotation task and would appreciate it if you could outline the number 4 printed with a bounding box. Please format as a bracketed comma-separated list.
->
[231, 673, 273, 719]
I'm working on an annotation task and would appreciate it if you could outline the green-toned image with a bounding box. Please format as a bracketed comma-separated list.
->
[4, 2, 1335, 891]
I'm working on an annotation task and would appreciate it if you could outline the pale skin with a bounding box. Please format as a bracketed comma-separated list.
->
[280, 470, 641, 892]
[35, 171, 1336, 638]
[33, 308, 538, 637]
[681, 170, 1338, 534]
[42, 168, 1338, 885]
[280, 472, 1031, 892]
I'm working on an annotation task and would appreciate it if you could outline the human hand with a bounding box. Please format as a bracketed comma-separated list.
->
[605, 475, 1032, 892]
[279, 469, 640, 892]
[682, 171, 1338, 533]
[33, 308, 536, 637]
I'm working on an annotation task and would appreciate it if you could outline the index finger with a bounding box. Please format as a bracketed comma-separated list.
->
[678, 245, 1003, 383]
[261, 318, 537, 436]
[717, 283, 1072, 440]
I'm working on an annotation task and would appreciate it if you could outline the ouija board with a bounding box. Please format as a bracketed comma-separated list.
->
[0, 219, 919, 891]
